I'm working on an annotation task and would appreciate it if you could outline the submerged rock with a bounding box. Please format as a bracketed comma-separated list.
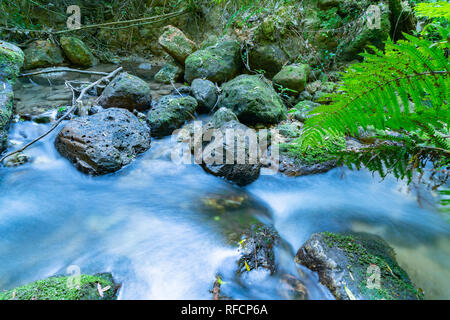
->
[23, 40, 64, 70]
[147, 95, 198, 138]
[55, 108, 151, 175]
[4, 152, 30, 167]
[184, 38, 242, 84]
[191, 79, 218, 113]
[154, 62, 183, 84]
[158, 25, 197, 64]
[60, 36, 97, 68]
[295, 232, 424, 300]
[219, 75, 287, 125]
[97, 72, 152, 112]
[0, 273, 119, 300]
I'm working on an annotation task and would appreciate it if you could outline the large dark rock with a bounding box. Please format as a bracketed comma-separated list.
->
[184, 38, 242, 84]
[97, 72, 152, 112]
[197, 120, 262, 186]
[191, 78, 218, 113]
[23, 40, 64, 70]
[55, 108, 151, 175]
[147, 95, 198, 138]
[295, 232, 423, 300]
[220, 75, 287, 125]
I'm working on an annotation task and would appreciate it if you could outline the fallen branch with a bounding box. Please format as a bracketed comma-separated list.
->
[20, 67, 109, 78]
[0, 67, 123, 163]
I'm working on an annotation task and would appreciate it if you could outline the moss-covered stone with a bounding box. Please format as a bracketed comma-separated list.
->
[219, 74, 287, 125]
[154, 61, 183, 84]
[23, 40, 64, 70]
[0, 40, 25, 82]
[158, 25, 197, 65]
[279, 134, 345, 166]
[273, 64, 311, 94]
[0, 273, 119, 300]
[295, 232, 423, 300]
[60, 36, 97, 67]
[248, 43, 288, 79]
[290, 100, 321, 122]
[147, 95, 198, 137]
[184, 38, 242, 84]
[210, 107, 238, 128]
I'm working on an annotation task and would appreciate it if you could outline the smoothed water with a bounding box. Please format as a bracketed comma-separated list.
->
[0, 113, 449, 299]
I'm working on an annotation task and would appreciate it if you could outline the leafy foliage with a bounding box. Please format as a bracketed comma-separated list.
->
[415, 1, 450, 20]
[300, 23, 449, 182]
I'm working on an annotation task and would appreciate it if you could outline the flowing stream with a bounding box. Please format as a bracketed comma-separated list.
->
[0, 68, 449, 300]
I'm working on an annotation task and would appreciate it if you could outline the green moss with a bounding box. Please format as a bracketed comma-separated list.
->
[321, 232, 423, 300]
[0, 41, 25, 81]
[0, 273, 118, 300]
[279, 135, 346, 165]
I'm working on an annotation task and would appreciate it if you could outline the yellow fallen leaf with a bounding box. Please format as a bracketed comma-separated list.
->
[344, 285, 356, 300]
[244, 261, 251, 272]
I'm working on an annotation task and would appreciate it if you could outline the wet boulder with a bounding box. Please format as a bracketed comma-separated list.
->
[273, 64, 310, 94]
[185, 38, 242, 84]
[219, 75, 287, 125]
[60, 36, 97, 68]
[197, 120, 262, 186]
[23, 40, 64, 70]
[154, 61, 183, 84]
[97, 72, 152, 112]
[295, 232, 423, 300]
[158, 25, 197, 65]
[0, 273, 119, 300]
[237, 224, 280, 275]
[248, 43, 288, 79]
[55, 108, 151, 175]
[147, 95, 198, 138]
[191, 79, 218, 113]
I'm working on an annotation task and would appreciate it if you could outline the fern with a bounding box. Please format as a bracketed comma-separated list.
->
[300, 23, 449, 183]
[415, 1, 450, 20]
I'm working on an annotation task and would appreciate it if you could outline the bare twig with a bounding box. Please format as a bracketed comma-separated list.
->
[20, 68, 109, 78]
[0, 67, 123, 163]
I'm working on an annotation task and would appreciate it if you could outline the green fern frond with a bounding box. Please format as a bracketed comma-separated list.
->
[415, 1, 450, 20]
[301, 30, 449, 149]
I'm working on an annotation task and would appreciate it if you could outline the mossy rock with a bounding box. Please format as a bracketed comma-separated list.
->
[279, 134, 345, 166]
[273, 64, 311, 94]
[60, 36, 97, 68]
[154, 62, 183, 84]
[219, 74, 287, 125]
[210, 107, 238, 129]
[0, 273, 119, 300]
[290, 100, 321, 122]
[147, 95, 198, 137]
[23, 40, 64, 70]
[0, 82, 14, 152]
[295, 232, 423, 300]
[248, 43, 288, 79]
[158, 25, 197, 65]
[0, 40, 24, 82]
[184, 38, 242, 84]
